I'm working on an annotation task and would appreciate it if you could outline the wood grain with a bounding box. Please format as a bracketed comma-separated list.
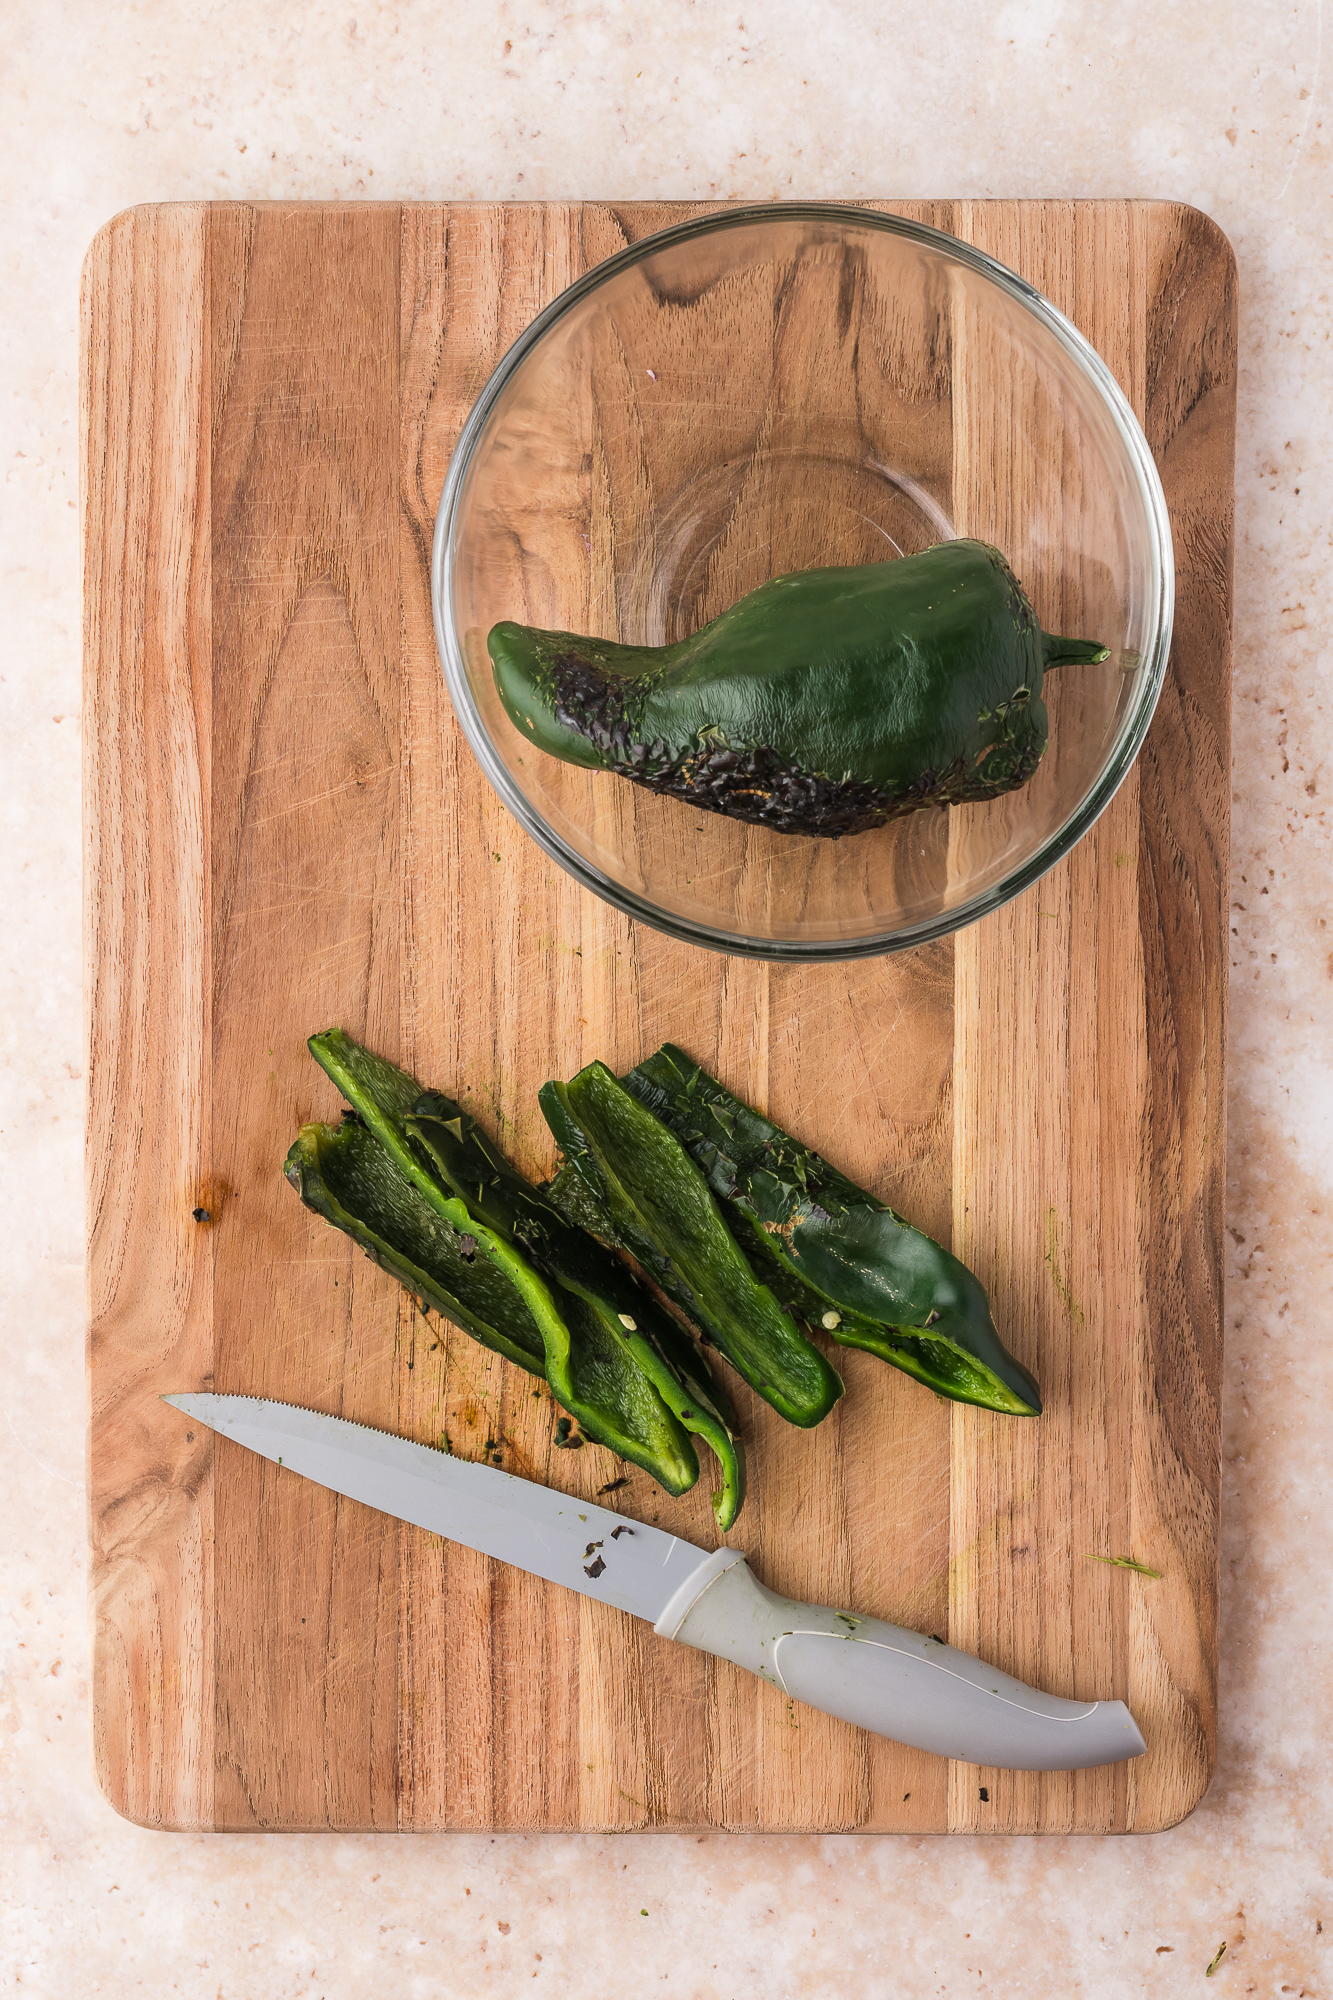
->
[83, 199, 1234, 1832]
[83, 202, 214, 1830]
[208, 205, 404, 1830]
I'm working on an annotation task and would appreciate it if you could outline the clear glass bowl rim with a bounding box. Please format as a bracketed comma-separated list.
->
[430, 200, 1175, 963]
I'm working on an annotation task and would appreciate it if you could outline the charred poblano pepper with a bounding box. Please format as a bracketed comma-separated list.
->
[440, 1190, 700, 1496]
[284, 1116, 547, 1375]
[488, 539, 1108, 837]
[308, 1029, 452, 1210]
[539, 1061, 843, 1428]
[295, 1033, 701, 1496]
[624, 1044, 1042, 1417]
[408, 1093, 746, 1530]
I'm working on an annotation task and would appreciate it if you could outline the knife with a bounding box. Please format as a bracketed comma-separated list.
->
[164, 1393, 1145, 1772]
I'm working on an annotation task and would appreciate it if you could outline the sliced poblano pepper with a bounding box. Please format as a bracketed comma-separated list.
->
[408, 1092, 746, 1530]
[539, 1061, 843, 1429]
[308, 1028, 447, 1207]
[284, 1116, 546, 1375]
[448, 1194, 700, 1497]
[489, 539, 1109, 838]
[298, 1032, 700, 1495]
[623, 1044, 1042, 1417]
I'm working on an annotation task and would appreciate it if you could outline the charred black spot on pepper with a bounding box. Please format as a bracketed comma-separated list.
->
[583, 1554, 607, 1579]
[553, 1413, 584, 1450]
[490, 540, 1107, 840]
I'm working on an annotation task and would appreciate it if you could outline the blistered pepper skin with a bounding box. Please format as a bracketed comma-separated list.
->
[489, 540, 1108, 837]
[407, 1093, 746, 1531]
[540, 1061, 843, 1429]
[296, 1032, 702, 1498]
[624, 1044, 1042, 1418]
[284, 1118, 547, 1376]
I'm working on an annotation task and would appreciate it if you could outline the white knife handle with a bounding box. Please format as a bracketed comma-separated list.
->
[654, 1549, 1146, 1772]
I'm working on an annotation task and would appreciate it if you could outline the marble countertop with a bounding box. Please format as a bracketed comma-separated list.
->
[4, 2, 1331, 1993]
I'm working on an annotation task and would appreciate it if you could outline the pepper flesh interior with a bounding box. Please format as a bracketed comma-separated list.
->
[284, 1117, 547, 1375]
[407, 1093, 746, 1530]
[296, 1031, 703, 1498]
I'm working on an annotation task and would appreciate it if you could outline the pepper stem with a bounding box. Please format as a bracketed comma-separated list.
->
[1042, 634, 1111, 669]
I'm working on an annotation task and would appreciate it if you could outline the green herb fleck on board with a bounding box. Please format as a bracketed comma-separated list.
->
[1205, 1941, 1227, 1976]
[1086, 1554, 1163, 1579]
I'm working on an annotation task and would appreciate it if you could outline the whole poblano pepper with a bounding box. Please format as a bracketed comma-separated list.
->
[539, 1060, 843, 1428]
[623, 1044, 1041, 1417]
[488, 539, 1108, 838]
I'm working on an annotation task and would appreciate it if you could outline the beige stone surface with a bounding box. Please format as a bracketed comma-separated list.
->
[3, 0, 1330, 1992]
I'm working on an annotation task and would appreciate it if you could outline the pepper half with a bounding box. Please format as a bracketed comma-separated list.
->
[297, 1032, 701, 1495]
[489, 539, 1109, 838]
[623, 1043, 1042, 1417]
[284, 1116, 546, 1375]
[408, 1092, 746, 1530]
[540, 1060, 843, 1428]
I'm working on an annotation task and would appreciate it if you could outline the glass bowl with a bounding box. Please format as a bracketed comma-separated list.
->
[431, 203, 1172, 961]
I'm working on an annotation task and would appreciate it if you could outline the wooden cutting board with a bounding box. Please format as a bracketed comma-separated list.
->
[83, 199, 1234, 1834]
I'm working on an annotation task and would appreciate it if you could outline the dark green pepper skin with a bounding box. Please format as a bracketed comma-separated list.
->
[284, 1117, 547, 1376]
[408, 1093, 746, 1530]
[447, 1194, 700, 1499]
[299, 1032, 700, 1496]
[539, 1061, 843, 1429]
[624, 1045, 1042, 1418]
[488, 539, 1109, 838]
